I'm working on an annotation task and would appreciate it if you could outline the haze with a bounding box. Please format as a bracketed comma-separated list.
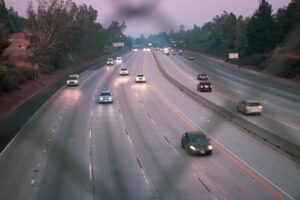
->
[5, 0, 291, 36]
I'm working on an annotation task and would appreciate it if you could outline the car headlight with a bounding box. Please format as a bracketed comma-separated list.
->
[208, 145, 213, 150]
[189, 145, 196, 151]
[100, 97, 103, 100]
[109, 97, 112, 100]
[200, 86, 203, 88]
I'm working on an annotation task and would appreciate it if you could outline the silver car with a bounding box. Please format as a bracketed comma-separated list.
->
[98, 91, 113, 103]
[237, 99, 263, 115]
[119, 67, 129, 75]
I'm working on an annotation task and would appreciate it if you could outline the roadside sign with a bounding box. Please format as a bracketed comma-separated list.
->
[112, 42, 124, 47]
[229, 53, 239, 59]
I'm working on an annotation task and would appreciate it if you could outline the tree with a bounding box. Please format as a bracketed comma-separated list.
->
[247, 0, 278, 53]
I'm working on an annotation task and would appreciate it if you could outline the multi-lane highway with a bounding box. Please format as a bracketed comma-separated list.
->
[0, 50, 299, 200]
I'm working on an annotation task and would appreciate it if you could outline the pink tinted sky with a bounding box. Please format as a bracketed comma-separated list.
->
[5, 0, 291, 36]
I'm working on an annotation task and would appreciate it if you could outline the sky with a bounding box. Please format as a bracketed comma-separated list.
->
[4, 0, 291, 37]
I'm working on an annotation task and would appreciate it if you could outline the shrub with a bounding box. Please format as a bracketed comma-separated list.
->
[1, 74, 19, 92]
[19, 67, 35, 80]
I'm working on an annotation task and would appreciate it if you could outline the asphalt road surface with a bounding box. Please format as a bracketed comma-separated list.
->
[0, 51, 299, 200]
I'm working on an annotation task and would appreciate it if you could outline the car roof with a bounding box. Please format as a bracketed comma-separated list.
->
[136, 73, 144, 76]
[100, 90, 111, 94]
[185, 131, 209, 141]
[243, 99, 260, 103]
[120, 67, 128, 69]
[185, 131, 206, 137]
[69, 74, 79, 77]
[199, 81, 211, 84]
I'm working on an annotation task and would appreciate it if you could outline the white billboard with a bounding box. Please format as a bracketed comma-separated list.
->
[112, 42, 124, 47]
[229, 53, 239, 59]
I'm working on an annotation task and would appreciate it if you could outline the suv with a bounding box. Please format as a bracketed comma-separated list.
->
[197, 73, 208, 80]
[237, 99, 263, 115]
[107, 58, 114, 65]
[197, 81, 212, 92]
[66, 74, 79, 86]
[135, 73, 146, 83]
[181, 131, 213, 155]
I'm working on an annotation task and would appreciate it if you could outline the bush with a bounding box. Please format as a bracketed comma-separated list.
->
[238, 54, 268, 68]
[5, 69, 26, 83]
[19, 67, 35, 80]
[278, 59, 300, 78]
[1, 74, 19, 92]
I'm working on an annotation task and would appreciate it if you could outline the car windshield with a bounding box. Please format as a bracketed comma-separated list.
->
[121, 68, 127, 71]
[100, 92, 111, 96]
[189, 134, 208, 144]
[248, 102, 260, 106]
[137, 74, 144, 77]
[68, 76, 78, 80]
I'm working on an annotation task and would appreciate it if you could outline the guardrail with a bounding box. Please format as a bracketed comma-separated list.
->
[152, 51, 300, 160]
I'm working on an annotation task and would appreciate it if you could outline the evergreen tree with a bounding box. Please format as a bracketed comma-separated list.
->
[247, 0, 278, 53]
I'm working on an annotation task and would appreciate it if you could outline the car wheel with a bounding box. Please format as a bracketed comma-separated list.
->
[181, 141, 184, 148]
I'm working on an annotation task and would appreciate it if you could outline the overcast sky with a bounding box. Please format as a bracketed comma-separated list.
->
[5, 0, 291, 37]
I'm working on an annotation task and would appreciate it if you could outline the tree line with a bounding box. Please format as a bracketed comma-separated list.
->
[0, 0, 130, 93]
[141, 0, 300, 78]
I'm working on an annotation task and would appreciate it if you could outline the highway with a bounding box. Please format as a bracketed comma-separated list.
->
[0, 51, 299, 200]
[158, 50, 300, 147]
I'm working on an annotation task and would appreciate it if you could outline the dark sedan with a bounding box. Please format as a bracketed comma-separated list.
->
[181, 131, 213, 155]
[197, 73, 208, 80]
[197, 81, 212, 92]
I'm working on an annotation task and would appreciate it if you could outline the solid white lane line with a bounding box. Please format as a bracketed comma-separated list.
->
[31, 179, 35, 185]
[151, 119, 156, 125]
[171, 146, 180, 156]
[89, 130, 92, 139]
[127, 135, 133, 144]
[141, 169, 149, 184]
[89, 164, 92, 180]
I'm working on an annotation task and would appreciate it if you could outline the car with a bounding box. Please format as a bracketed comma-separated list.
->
[119, 67, 129, 75]
[115, 57, 122, 64]
[237, 99, 263, 115]
[171, 51, 177, 55]
[178, 50, 183, 55]
[181, 131, 213, 155]
[66, 74, 79, 86]
[135, 73, 146, 83]
[197, 81, 212, 92]
[188, 56, 195, 60]
[98, 91, 113, 103]
[197, 73, 208, 80]
[107, 58, 114, 65]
